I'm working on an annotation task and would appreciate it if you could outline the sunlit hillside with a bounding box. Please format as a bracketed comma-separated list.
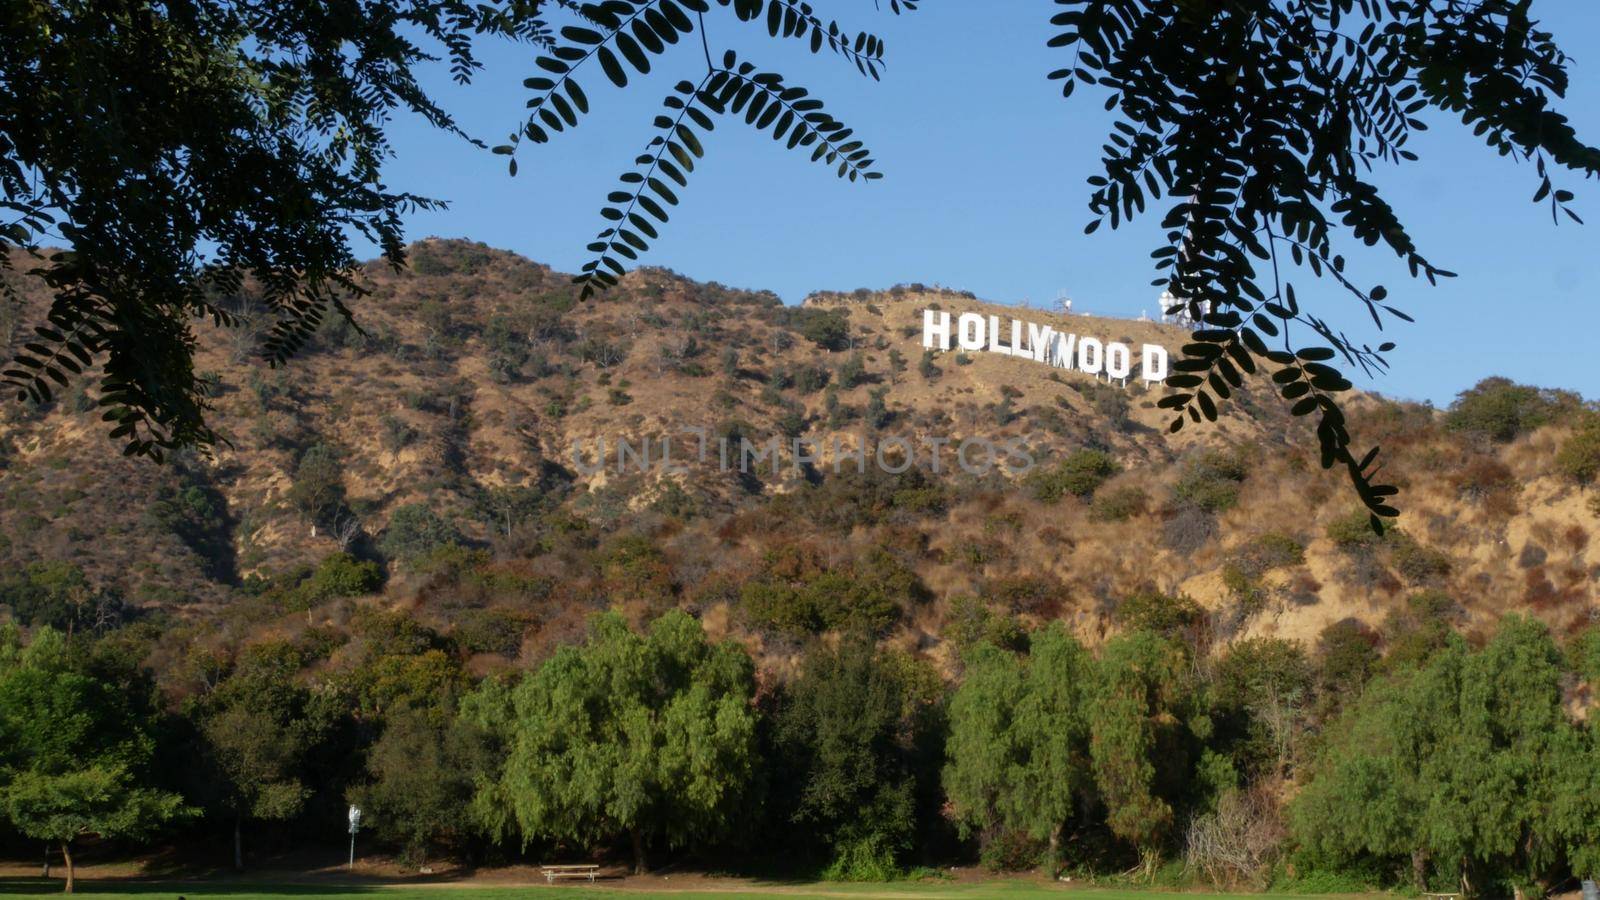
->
[2, 239, 1595, 678]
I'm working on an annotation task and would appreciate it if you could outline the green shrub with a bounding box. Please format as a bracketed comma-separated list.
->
[866, 388, 892, 429]
[979, 829, 1048, 873]
[379, 503, 465, 564]
[740, 547, 922, 637]
[1221, 562, 1267, 616]
[798, 308, 850, 351]
[1117, 589, 1203, 638]
[792, 365, 831, 394]
[1555, 415, 1600, 485]
[1029, 449, 1120, 502]
[823, 833, 902, 882]
[379, 415, 418, 454]
[1222, 532, 1307, 607]
[1380, 589, 1461, 671]
[453, 607, 533, 657]
[1444, 376, 1579, 442]
[1388, 530, 1451, 583]
[1171, 447, 1250, 513]
[1250, 531, 1306, 568]
[1090, 485, 1147, 521]
[1325, 509, 1382, 551]
[976, 577, 1051, 618]
[838, 352, 868, 388]
[1315, 618, 1380, 698]
[1270, 863, 1386, 894]
[649, 481, 700, 520]
[944, 596, 1027, 654]
[296, 552, 382, 604]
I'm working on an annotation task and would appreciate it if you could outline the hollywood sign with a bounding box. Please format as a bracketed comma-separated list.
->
[921, 309, 1168, 385]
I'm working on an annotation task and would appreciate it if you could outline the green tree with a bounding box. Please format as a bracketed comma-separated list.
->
[1445, 377, 1579, 443]
[0, 563, 122, 635]
[349, 709, 491, 867]
[1293, 618, 1586, 894]
[1211, 638, 1311, 778]
[0, 628, 188, 892]
[379, 503, 466, 565]
[837, 351, 868, 388]
[287, 442, 346, 527]
[467, 611, 757, 874]
[1313, 618, 1380, 720]
[1549, 634, 1600, 884]
[191, 642, 338, 870]
[798, 310, 851, 352]
[772, 639, 934, 880]
[1088, 631, 1200, 874]
[944, 624, 1093, 875]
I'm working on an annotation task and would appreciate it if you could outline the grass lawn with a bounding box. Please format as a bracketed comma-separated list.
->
[0, 880, 1357, 900]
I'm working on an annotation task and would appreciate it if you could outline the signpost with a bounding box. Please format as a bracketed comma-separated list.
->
[347, 805, 361, 869]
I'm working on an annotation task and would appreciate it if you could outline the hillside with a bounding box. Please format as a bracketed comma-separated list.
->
[0, 238, 1594, 675]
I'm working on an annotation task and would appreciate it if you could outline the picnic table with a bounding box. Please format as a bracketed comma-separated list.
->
[540, 863, 600, 884]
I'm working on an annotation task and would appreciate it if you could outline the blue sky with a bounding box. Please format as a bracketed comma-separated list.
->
[368, 3, 1600, 407]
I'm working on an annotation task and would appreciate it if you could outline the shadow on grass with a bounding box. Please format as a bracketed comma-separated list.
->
[0, 878, 389, 896]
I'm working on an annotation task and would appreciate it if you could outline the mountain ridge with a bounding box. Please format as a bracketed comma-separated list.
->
[0, 238, 1592, 676]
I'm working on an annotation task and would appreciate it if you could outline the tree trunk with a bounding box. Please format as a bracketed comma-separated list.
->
[1411, 849, 1428, 890]
[61, 841, 74, 894]
[1144, 848, 1158, 881]
[1045, 823, 1063, 879]
[631, 827, 648, 875]
[234, 816, 244, 871]
[42, 843, 50, 878]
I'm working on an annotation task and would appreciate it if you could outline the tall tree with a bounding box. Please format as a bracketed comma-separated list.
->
[189, 642, 337, 870]
[770, 639, 941, 880]
[349, 709, 492, 867]
[944, 625, 1094, 875]
[467, 610, 757, 874]
[1210, 637, 1312, 779]
[0, 627, 188, 892]
[1293, 617, 1587, 894]
[1088, 630, 1199, 875]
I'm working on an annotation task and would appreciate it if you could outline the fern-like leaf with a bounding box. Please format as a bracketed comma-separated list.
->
[574, 76, 717, 298]
[716, 0, 888, 79]
[499, 0, 710, 172]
